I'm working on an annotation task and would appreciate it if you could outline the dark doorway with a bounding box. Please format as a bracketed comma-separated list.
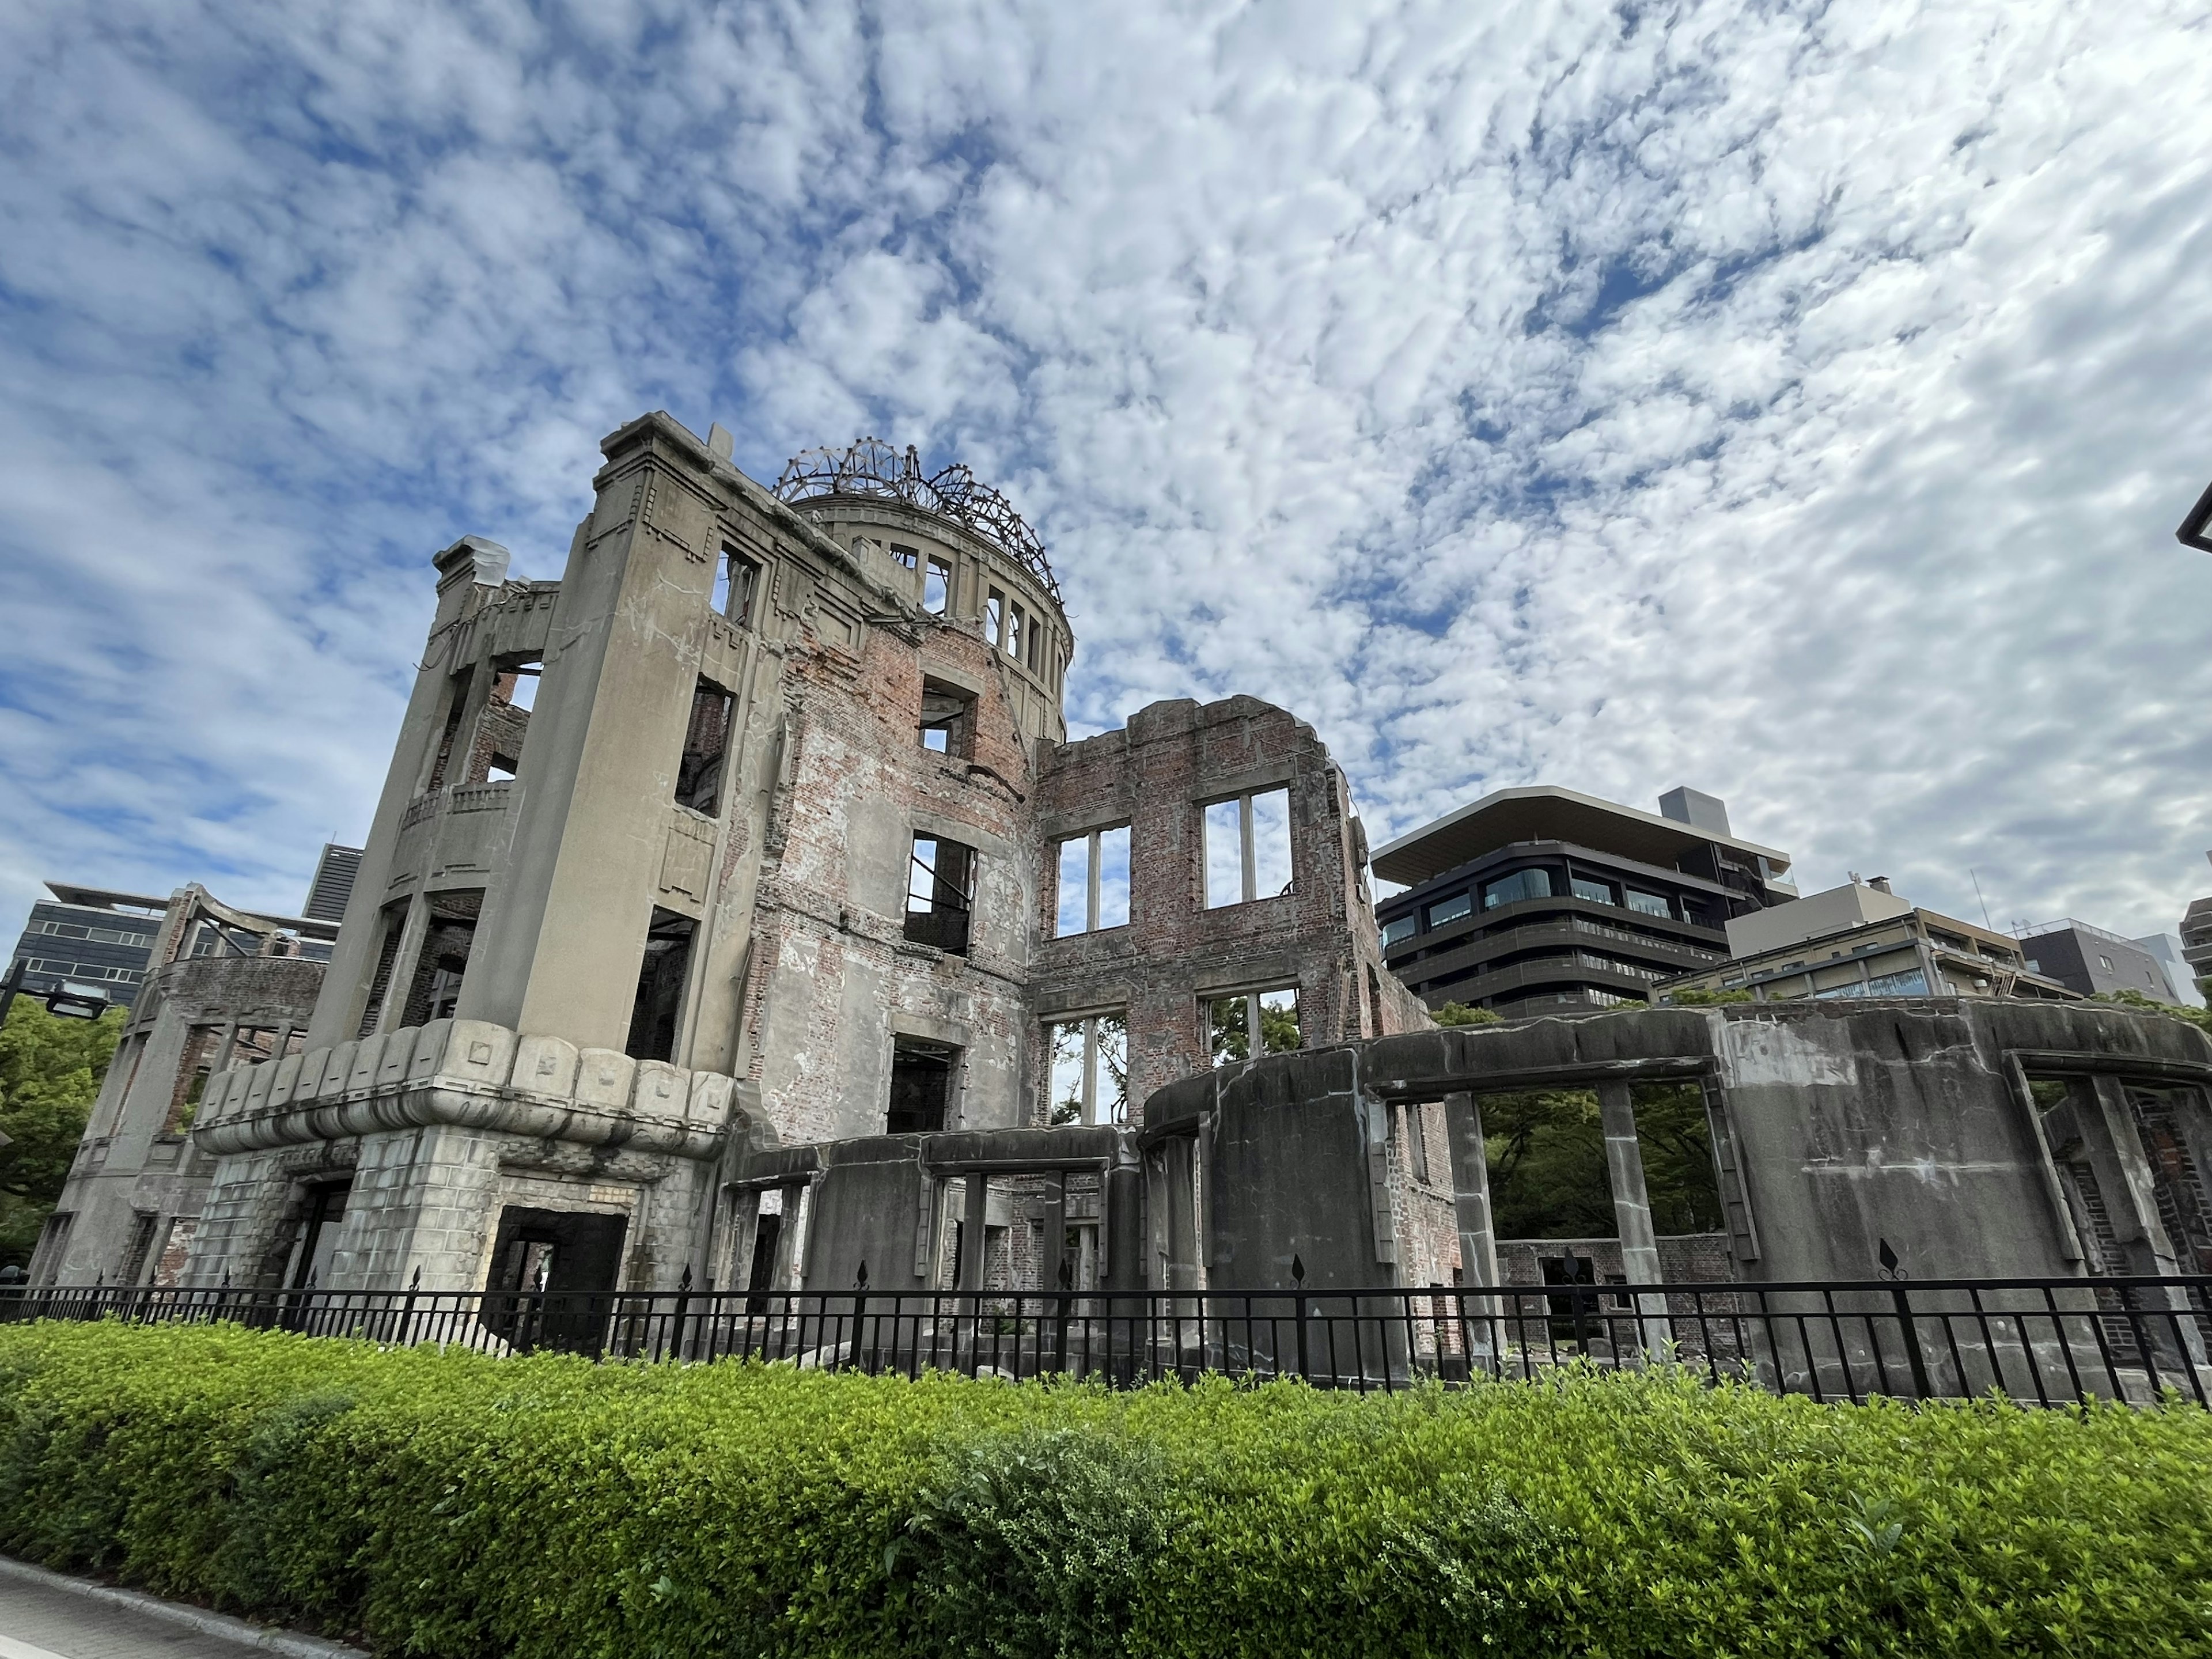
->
[625, 908, 697, 1063]
[744, 1212, 781, 1314]
[888, 1036, 957, 1133]
[482, 1206, 629, 1354]
[289, 1181, 351, 1290]
[1540, 1252, 1600, 1342]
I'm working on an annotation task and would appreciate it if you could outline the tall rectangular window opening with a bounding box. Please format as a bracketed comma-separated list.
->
[890, 543, 919, 574]
[1202, 787, 1293, 908]
[1048, 1013, 1128, 1124]
[986, 588, 1005, 647]
[676, 678, 734, 815]
[424, 666, 475, 794]
[906, 835, 976, 955]
[358, 902, 409, 1037]
[475, 658, 539, 783]
[722, 549, 763, 628]
[1025, 615, 1042, 673]
[919, 678, 975, 757]
[1208, 986, 1300, 1065]
[626, 907, 698, 1063]
[400, 890, 483, 1026]
[888, 1036, 959, 1133]
[924, 555, 952, 615]
[1053, 825, 1131, 937]
[1006, 603, 1025, 664]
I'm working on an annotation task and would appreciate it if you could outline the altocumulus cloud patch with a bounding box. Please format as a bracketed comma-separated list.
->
[0, 0, 2207, 938]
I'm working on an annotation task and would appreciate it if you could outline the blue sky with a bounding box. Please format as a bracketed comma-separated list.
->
[2, 0, 2209, 943]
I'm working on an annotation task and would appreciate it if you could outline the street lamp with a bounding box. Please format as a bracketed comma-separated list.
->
[2179, 478, 2212, 553]
[0, 958, 113, 1027]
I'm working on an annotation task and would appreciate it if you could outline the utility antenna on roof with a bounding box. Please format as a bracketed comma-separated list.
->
[1968, 868, 1993, 931]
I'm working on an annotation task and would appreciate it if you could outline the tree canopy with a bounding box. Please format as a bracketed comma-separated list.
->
[1, 999, 122, 1268]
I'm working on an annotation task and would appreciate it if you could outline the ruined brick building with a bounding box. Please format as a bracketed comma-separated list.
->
[126, 414, 2212, 1325]
[178, 415, 1426, 1301]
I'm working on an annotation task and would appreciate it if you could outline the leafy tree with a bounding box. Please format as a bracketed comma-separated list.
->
[1048, 1013, 1128, 1125]
[1431, 1001, 1502, 1027]
[2092, 987, 2212, 1037]
[1209, 997, 1300, 1065]
[0, 999, 123, 1269]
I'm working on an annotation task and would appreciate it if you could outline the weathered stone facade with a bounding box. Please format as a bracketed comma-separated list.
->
[180, 414, 1418, 1304]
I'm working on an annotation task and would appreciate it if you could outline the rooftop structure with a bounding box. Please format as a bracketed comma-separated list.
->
[1660, 878, 2077, 1004]
[1371, 786, 1796, 1017]
[2015, 919, 2184, 1004]
[300, 843, 364, 925]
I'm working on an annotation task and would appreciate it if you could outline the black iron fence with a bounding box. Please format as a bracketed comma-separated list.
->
[4, 1274, 2208, 1408]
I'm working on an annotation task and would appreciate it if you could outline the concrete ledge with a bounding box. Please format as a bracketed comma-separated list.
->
[0, 1553, 366, 1656]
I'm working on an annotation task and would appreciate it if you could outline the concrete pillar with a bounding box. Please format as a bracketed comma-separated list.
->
[1443, 1091, 1502, 1364]
[1597, 1082, 1672, 1354]
[1042, 1171, 1067, 1290]
[960, 1172, 988, 1289]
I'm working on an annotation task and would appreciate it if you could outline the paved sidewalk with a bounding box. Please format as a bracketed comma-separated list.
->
[0, 1558, 362, 1659]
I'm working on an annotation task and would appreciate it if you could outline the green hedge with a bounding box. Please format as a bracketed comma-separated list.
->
[1, 1321, 2207, 1656]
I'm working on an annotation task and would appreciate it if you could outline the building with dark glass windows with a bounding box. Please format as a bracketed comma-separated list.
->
[1370, 785, 1798, 1016]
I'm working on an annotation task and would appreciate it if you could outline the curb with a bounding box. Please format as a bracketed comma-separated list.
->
[0, 1554, 367, 1656]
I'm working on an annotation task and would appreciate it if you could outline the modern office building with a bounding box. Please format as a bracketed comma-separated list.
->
[8, 884, 172, 1011]
[300, 844, 365, 924]
[2014, 919, 2184, 1003]
[2179, 861, 2212, 1003]
[1370, 785, 1798, 1016]
[1658, 877, 2075, 1003]
[2131, 932, 2205, 1008]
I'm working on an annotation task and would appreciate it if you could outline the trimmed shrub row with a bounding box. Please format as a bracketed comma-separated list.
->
[0, 1320, 2207, 1656]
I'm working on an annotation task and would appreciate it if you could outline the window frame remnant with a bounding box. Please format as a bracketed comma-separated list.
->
[924, 555, 953, 615]
[1202, 787, 1294, 909]
[723, 548, 763, 628]
[1208, 985, 1301, 1066]
[1047, 1011, 1128, 1124]
[1054, 825, 1132, 937]
[986, 587, 1005, 647]
[889, 542, 920, 573]
[906, 834, 978, 956]
[676, 677, 736, 816]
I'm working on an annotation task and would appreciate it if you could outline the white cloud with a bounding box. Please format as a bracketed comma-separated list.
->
[0, 0, 2207, 949]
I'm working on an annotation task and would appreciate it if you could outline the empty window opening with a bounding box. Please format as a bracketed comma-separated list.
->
[1048, 1013, 1128, 1124]
[676, 678, 734, 816]
[423, 667, 475, 795]
[1006, 603, 1025, 664]
[1400, 1103, 1433, 1184]
[918, 678, 976, 757]
[286, 1180, 352, 1290]
[469, 658, 537, 783]
[890, 542, 919, 572]
[1025, 614, 1042, 673]
[906, 835, 976, 955]
[118, 1211, 160, 1286]
[924, 555, 953, 615]
[358, 902, 410, 1037]
[724, 551, 763, 627]
[625, 908, 697, 1063]
[986, 588, 1005, 647]
[1367, 966, 1386, 1036]
[483, 1206, 630, 1353]
[1209, 986, 1300, 1066]
[744, 1211, 782, 1312]
[399, 889, 483, 1027]
[888, 1036, 959, 1134]
[1203, 787, 1293, 908]
[1479, 1082, 1721, 1243]
[1054, 825, 1131, 936]
[164, 1024, 226, 1134]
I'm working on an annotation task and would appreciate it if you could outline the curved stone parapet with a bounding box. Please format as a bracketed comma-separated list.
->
[192, 1018, 734, 1160]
